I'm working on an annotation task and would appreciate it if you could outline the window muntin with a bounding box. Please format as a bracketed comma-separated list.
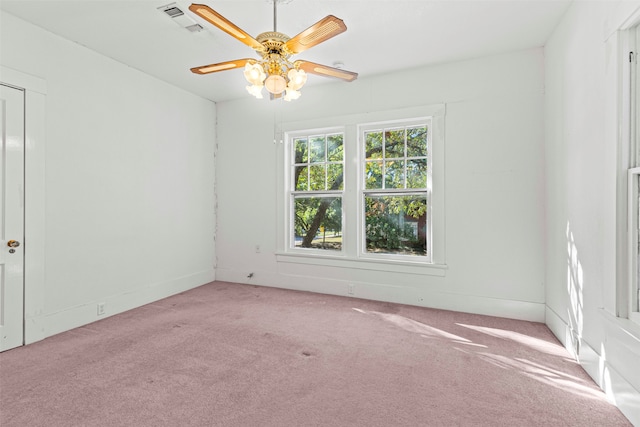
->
[290, 133, 344, 252]
[361, 123, 430, 259]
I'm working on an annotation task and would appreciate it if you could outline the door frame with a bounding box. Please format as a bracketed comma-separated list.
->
[0, 65, 46, 345]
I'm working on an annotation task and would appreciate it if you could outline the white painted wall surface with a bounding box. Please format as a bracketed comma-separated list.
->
[0, 12, 216, 340]
[216, 48, 546, 321]
[544, 1, 640, 423]
[1, 2, 637, 422]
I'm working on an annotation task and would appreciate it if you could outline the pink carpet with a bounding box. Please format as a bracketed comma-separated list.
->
[0, 281, 631, 426]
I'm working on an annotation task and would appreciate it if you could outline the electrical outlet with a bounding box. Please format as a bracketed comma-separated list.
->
[97, 303, 106, 316]
[348, 284, 355, 295]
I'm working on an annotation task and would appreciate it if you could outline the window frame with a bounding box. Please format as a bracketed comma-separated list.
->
[618, 22, 640, 327]
[286, 127, 346, 255]
[277, 105, 446, 277]
[626, 25, 640, 325]
[358, 118, 433, 263]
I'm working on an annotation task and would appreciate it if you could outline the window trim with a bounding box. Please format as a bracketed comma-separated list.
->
[276, 104, 446, 275]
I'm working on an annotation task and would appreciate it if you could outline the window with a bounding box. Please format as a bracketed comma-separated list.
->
[290, 132, 344, 252]
[361, 121, 430, 260]
[627, 26, 640, 324]
[624, 24, 640, 325]
[278, 104, 445, 275]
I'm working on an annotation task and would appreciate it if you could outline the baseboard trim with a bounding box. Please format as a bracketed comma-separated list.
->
[216, 268, 545, 322]
[545, 306, 640, 425]
[28, 269, 215, 342]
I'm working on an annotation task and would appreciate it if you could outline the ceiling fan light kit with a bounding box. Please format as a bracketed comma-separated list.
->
[188, 2, 357, 101]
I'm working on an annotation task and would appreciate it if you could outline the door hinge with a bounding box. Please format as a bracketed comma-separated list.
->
[631, 51, 636, 63]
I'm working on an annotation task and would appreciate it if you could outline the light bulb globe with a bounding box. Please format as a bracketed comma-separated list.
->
[287, 69, 307, 90]
[284, 88, 301, 101]
[243, 63, 266, 86]
[264, 74, 287, 94]
[246, 84, 264, 99]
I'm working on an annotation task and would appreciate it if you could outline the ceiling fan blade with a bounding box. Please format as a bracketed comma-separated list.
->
[295, 61, 358, 82]
[189, 4, 263, 51]
[284, 15, 347, 54]
[191, 58, 255, 75]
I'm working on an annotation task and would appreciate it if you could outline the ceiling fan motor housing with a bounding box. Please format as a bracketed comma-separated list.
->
[256, 32, 292, 56]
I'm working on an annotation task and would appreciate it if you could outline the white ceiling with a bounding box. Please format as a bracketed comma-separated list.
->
[1, 0, 572, 102]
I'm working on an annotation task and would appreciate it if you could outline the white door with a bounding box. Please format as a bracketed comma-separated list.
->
[0, 84, 25, 352]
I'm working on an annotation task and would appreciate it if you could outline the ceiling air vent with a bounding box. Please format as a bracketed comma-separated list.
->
[163, 6, 184, 18]
[158, 3, 204, 32]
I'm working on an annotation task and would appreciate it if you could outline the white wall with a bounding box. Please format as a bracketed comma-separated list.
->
[0, 12, 216, 340]
[215, 48, 546, 321]
[544, 1, 640, 423]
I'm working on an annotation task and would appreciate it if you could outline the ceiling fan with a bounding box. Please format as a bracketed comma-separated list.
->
[188, 2, 358, 101]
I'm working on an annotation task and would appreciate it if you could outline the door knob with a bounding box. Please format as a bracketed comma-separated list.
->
[7, 240, 20, 248]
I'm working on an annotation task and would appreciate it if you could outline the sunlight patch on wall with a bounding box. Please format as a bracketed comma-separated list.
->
[566, 222, 584, 356]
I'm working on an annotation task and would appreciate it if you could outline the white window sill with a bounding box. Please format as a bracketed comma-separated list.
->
[598, 308, 640, 344]
[275, 252, 447, 276]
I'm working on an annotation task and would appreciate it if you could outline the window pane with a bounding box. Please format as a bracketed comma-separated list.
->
[407, 159, 427, 189]
[309, 136, 325, 163]
[407, 126, 427, 157]
[327, 134, 343, 162]
[365, 131, 383, 159]
[327, 164, 344, 190]
[385, 129, 405, 158]
[294, 197, 342, 251]
[294, 166, 308, 191]
[294, 138, 308, 163]
[365, 195, 427, 256]
[309, 165, 325, 190]
[385, 160, 405, 189]
[365, 160, 383, 189]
